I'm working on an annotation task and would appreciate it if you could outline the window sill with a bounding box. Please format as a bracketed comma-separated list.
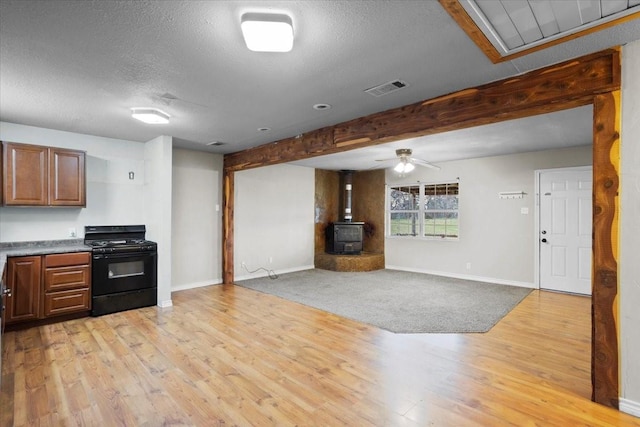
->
[386, 235, 460, 242]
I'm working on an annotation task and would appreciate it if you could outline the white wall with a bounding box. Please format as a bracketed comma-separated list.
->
[620, 39, 640, 417]
[0, 122, 174, 309]
[0, 122, 146, 241]
[234, 164, 314, 280]
[385, 146, 592, 286]
[171, 148, 223, 290]
[143, 135, 173, 307]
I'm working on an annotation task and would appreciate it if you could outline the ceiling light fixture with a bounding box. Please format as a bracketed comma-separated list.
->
[241, 12, 294, 52]
[131, 108, 170, 124]
[394, 160, 415, 174]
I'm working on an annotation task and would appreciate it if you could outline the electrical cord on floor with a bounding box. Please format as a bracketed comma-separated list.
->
[241, 262, 279, 279]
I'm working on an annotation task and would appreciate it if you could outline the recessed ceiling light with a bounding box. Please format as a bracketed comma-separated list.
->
[258, 127, 271, 132]
[313, 103, 332, 110]
[131, 108, 170, 124]
[241, 12, 294, 52]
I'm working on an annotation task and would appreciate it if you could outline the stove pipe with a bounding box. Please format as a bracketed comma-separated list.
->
[341, 170, 354, 222]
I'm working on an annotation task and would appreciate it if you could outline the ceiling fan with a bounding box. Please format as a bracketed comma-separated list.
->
[375, 148, 440, 173]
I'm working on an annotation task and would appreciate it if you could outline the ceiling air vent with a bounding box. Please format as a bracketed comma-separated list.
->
[364, 79, 408, 97]
[207, 141, 226, 146]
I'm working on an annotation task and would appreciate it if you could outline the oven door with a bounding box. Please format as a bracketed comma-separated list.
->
[92, 251, 157, 296]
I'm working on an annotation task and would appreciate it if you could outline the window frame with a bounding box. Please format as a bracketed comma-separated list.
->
[387, 180, 460, 241]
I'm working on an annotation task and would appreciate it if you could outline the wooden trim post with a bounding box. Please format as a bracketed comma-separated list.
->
[222, 168, 234, 284]
[591, 91, 621, 408]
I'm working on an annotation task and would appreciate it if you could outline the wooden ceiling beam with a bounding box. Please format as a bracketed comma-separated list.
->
[224, 48, 620, 172]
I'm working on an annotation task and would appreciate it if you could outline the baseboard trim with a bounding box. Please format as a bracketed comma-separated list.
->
[172, 279, 222, 292]
[620, 398, 640, 418]
[158, 299, 173, 308]
[235, 264, 314, 282]
[384, 265, 536, 289]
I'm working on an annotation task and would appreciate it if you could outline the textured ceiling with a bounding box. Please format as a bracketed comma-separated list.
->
[1, 1, 639, 167]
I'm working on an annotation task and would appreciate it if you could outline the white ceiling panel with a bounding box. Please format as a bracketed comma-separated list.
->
[476, 0, 525, 49]
[529, 0, 561, 37]
[601, 0, 630, 17]
[577, 0, 602, 24]
[463, 0, 640, 58]
[549, 1, 583, 32]
[501, 0, 543, 44]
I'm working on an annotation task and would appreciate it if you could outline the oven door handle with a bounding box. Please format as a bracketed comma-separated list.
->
[93, 251, 156, 260]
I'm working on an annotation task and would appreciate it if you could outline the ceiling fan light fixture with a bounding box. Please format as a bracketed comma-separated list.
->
[131, 108, 170, 124]
[394, 160, 415, 173]
[241, 12, 294, 52]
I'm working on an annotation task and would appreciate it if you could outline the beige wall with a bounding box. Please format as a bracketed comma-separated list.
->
[171, 148, 223, 291]
[385, 145, 592, 286]
[234, 164, 315, 280]
[620, 39, 640, 416]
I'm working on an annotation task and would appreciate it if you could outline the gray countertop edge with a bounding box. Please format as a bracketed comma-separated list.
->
[0, 240, 92, 281]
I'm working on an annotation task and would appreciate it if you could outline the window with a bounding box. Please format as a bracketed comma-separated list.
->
[388, 181, 459, 239]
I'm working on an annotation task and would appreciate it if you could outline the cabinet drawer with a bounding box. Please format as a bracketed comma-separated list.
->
[45, 252, 90, 268]
[44, 288, 90, 316]
[44, 265, 90, 291]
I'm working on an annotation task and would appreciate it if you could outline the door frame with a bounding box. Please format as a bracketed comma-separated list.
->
[534, 165, 594, 291]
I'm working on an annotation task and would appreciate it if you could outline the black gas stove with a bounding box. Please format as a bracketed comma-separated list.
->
[84, 225, 158, 316]
[85, 225, 157, 253]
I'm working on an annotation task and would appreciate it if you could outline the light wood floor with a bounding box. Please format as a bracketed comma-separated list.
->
[2, 285, 639, 426]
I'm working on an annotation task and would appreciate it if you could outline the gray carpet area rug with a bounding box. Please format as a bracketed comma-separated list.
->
[236, 269, 533, 334]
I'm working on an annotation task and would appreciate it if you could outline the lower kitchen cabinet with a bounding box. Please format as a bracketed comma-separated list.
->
[5, 252, 91, 325]
[5, 256, 41, 323]
[43, 252, 91, 316]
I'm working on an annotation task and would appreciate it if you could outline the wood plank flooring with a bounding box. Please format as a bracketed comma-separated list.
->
[2, 285, 639, 426]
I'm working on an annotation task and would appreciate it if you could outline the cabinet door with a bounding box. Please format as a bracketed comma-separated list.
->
[6, 256, 42, 323]
[49, 148, 86, 206]
[2, 142, 48, 205]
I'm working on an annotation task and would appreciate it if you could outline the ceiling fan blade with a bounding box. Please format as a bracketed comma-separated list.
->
[374, 157, 399, 162]
[411, 158, 441, 170]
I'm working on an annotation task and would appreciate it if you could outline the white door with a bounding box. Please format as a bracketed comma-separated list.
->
[539, 167, 592, 295]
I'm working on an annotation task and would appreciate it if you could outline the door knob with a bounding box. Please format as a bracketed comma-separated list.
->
[541, 238, 548, 243]
[541, 230, 547, 234]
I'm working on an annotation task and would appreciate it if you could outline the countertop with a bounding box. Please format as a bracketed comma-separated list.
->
[0, 239, 92, 278]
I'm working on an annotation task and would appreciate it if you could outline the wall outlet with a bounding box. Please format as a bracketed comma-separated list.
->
[269, 256, 273, 264]
[466, 262, 471, 270]
[68, 227, 77, 238]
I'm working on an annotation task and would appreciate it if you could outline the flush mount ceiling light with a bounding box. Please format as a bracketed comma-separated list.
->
[131, 108, 170, 124]
[241, 12, 294, 52]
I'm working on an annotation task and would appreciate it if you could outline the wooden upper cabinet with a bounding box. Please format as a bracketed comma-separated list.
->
[49, 147, 86, 206]
[2, 142, 48, 205]
[2, 141, 86, 207]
